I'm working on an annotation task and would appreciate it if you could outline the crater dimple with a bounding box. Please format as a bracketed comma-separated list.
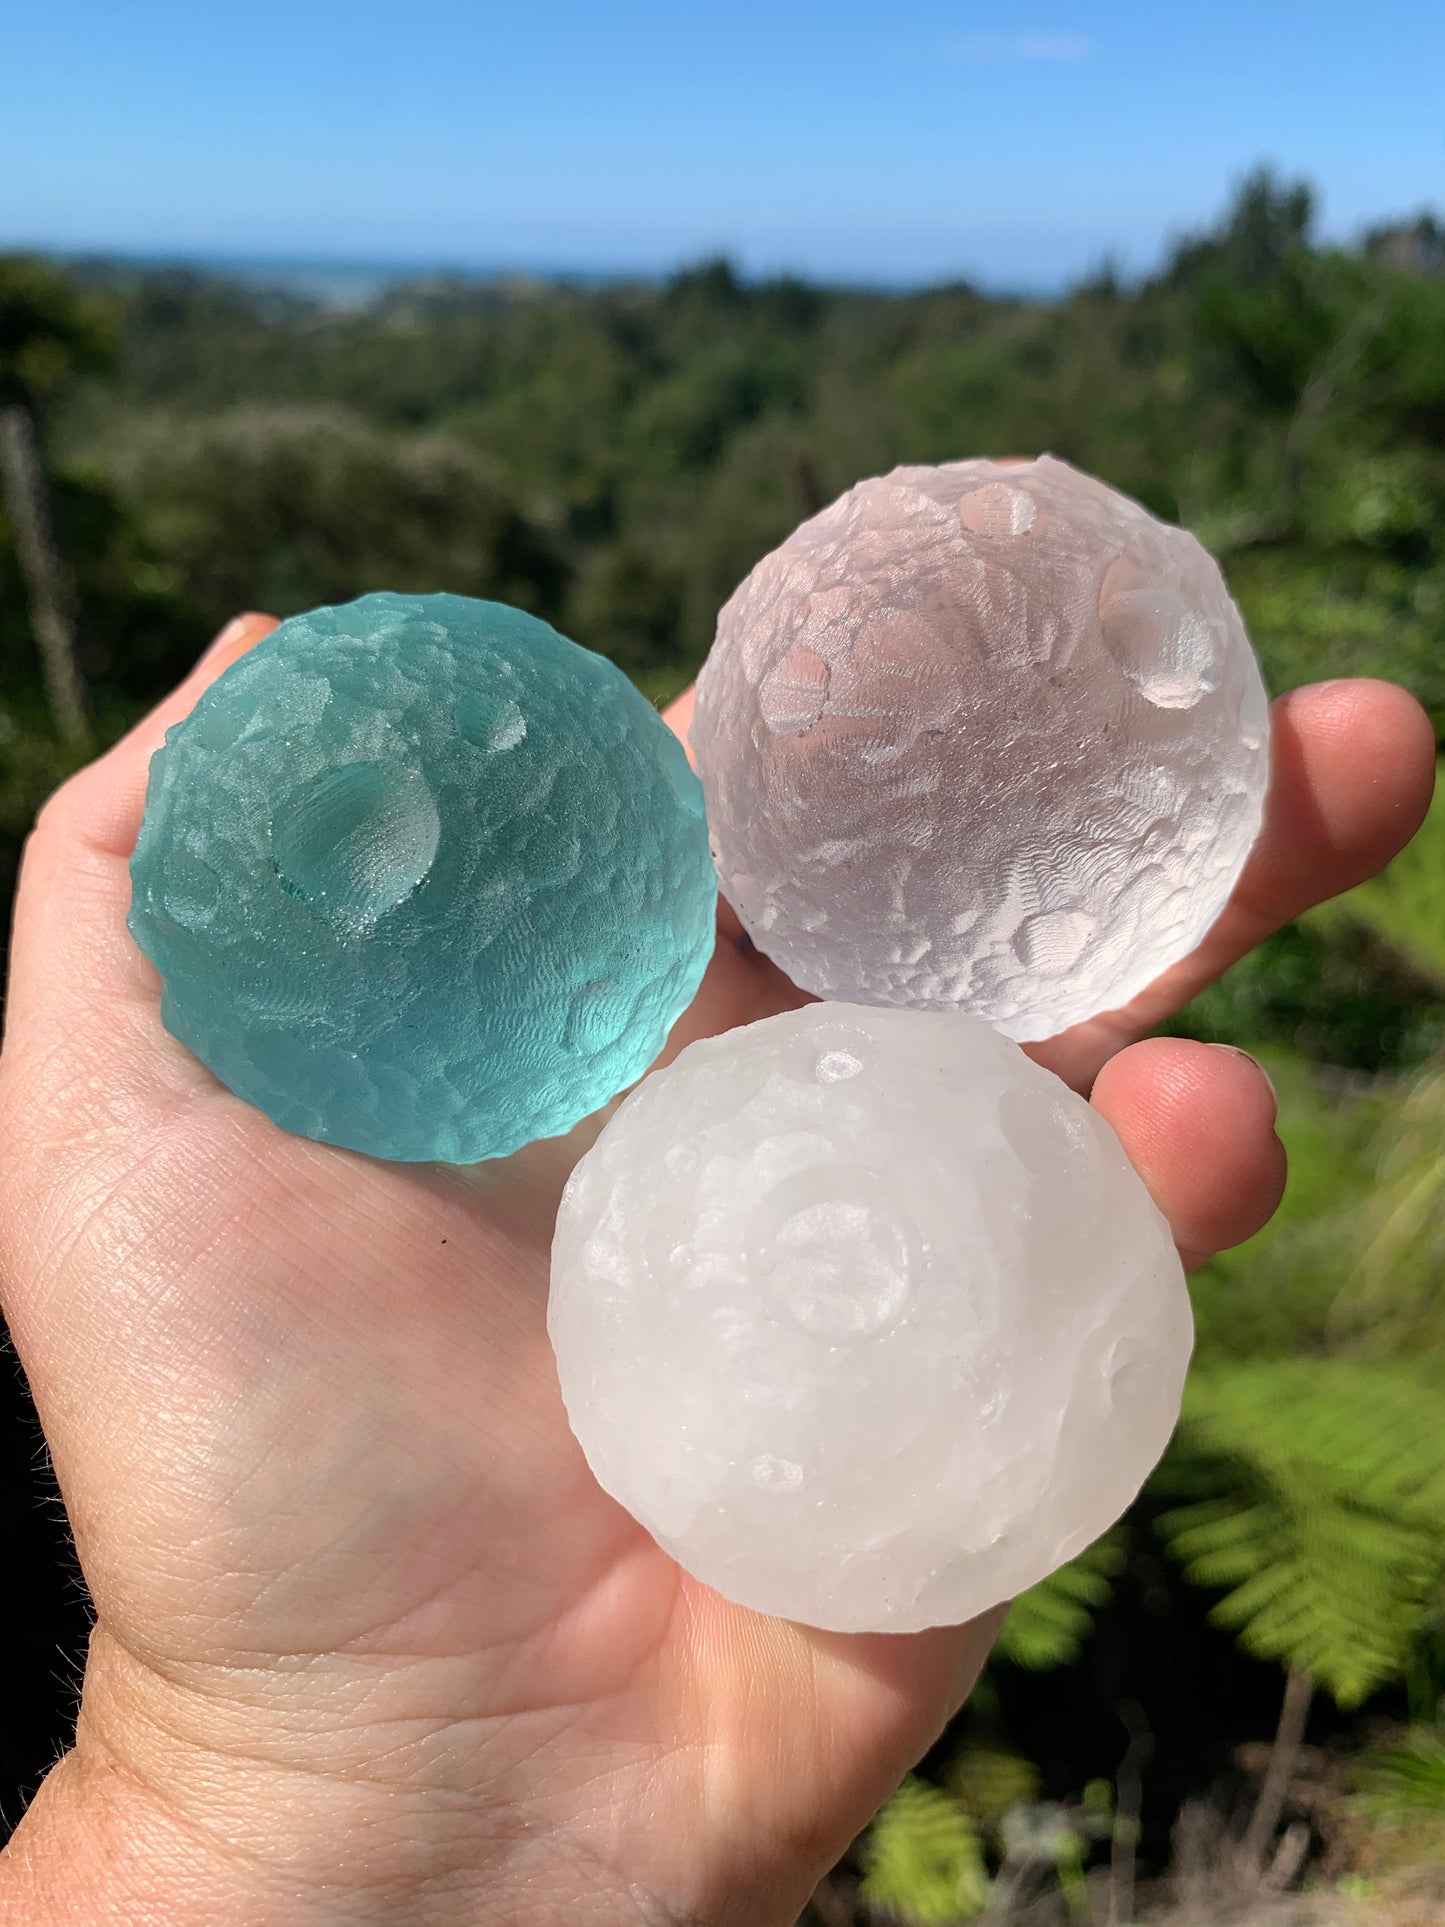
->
[1100, 563, 1222, 710]
[816, 1048, 863, 1083]
[958, 483, 1037, 537]
[758, 1191, 914, 1338]
[456, 692, 527, 753]
[163, 846, 223, 927]
[752, 1454, 804, 1492]
[759, 646, 830, 736]
[271, 761, 441, 930]
[1013, 907, 1096, 977]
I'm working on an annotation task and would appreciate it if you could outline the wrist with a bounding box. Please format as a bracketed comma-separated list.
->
[0, 1636, 687, 1927]
[2, 1748, 681, 1927]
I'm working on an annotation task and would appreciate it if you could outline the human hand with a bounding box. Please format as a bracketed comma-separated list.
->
[0, 615, 1433, 1926]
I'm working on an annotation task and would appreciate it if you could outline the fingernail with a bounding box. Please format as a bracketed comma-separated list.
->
[199, 615, 253, 665]
[1208, 1044, 1277, 1107]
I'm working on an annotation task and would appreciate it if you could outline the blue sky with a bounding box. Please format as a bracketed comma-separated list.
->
[3, 0, 1442, 288]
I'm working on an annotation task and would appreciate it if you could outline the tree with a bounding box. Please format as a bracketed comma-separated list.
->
[108, 403, 568, 633]
[0, 254, 118, 744]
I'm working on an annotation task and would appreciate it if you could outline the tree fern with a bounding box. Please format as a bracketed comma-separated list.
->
[994, 1532, 1124, 1670]
[1156, 1358, 1445, 1705]
[859, 1777, 990, 1925]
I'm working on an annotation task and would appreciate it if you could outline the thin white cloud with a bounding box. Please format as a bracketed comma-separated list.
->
[945, 32, 1095, 63]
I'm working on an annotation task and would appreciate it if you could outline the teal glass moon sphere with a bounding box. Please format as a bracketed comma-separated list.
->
[128, 593, 716, 1162]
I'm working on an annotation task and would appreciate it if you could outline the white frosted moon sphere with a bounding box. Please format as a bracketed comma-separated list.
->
[549, 1004, 1191, 1634]
[690, 456, 1270, 1041]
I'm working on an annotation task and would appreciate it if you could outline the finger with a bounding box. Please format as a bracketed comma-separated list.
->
[1091, 1036, 1286, 1269]
[1040, 678, 1437, 1088]
[661, 682, 696, 755]
[3, 613, 277, 1046]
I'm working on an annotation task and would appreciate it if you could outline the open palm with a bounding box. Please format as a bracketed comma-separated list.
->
[0, 614, 1433, 1926]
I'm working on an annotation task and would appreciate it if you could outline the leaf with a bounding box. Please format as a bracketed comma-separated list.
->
[1156, 1359, 1445, 1705]
[860, 1778, 991, 1925]
[994, 1533, 1124, 1671]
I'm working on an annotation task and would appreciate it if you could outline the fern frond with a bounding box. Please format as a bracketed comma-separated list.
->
[1157, 1359, 1445, 1705]
[993, 1532, 1124, 1671]
[1177, 1357, 1445, 1518]
[860, 1777, 990, 1925]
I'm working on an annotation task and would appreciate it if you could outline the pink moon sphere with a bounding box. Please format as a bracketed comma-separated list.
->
[690, 456, 1270, 1041]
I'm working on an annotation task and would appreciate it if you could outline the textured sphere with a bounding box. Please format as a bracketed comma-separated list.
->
[691, 455, 1270, 1040]
[549, 1003, 1191, 1633]
[129, 593, 715, 1162]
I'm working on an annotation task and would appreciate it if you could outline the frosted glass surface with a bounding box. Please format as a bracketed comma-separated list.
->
[550, 1004, 1191, 1633]
[692, 457, 1269, 1040]
[130, 593, 715, 1161]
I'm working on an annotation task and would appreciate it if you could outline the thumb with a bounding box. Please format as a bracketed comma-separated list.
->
[2, 613, 278, 1048]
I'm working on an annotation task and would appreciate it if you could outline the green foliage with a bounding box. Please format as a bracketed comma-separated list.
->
[1325, 764, 1445, 985]
[1138, 1054, 1445, 1715]
[1352, 1066, 1445, 1333]
[103, 404, 568, 638]
[1343, 1724, 1445, 1875]
[1192, 1055, 1445, 1361]
[1226, 550, 1445, 740]
[1157, 1360, 1445, 1706]
[0, 253, 118, 406]
[994, 1533, 1124, 1671]
[22, 167, 1445, 738]
[946, 1749, 1041, 1824]
[1166, 916, 1445, 1072]
[1351, 1725, 1445, 1827]
[860, 1778, 990, 1925]
[1184, 1098, 1372, 1358]
[859, 1760, 1106, 1925]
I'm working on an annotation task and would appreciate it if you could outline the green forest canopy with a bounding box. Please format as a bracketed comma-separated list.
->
[5, 168, 1445, 729]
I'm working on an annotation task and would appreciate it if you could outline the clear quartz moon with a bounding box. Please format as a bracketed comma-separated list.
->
[548, 1004, 1192, 1634]
[690, 456, 1270, 1040]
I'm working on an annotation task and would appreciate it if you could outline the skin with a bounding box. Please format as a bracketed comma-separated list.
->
[0, 613, 1434, 1925]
